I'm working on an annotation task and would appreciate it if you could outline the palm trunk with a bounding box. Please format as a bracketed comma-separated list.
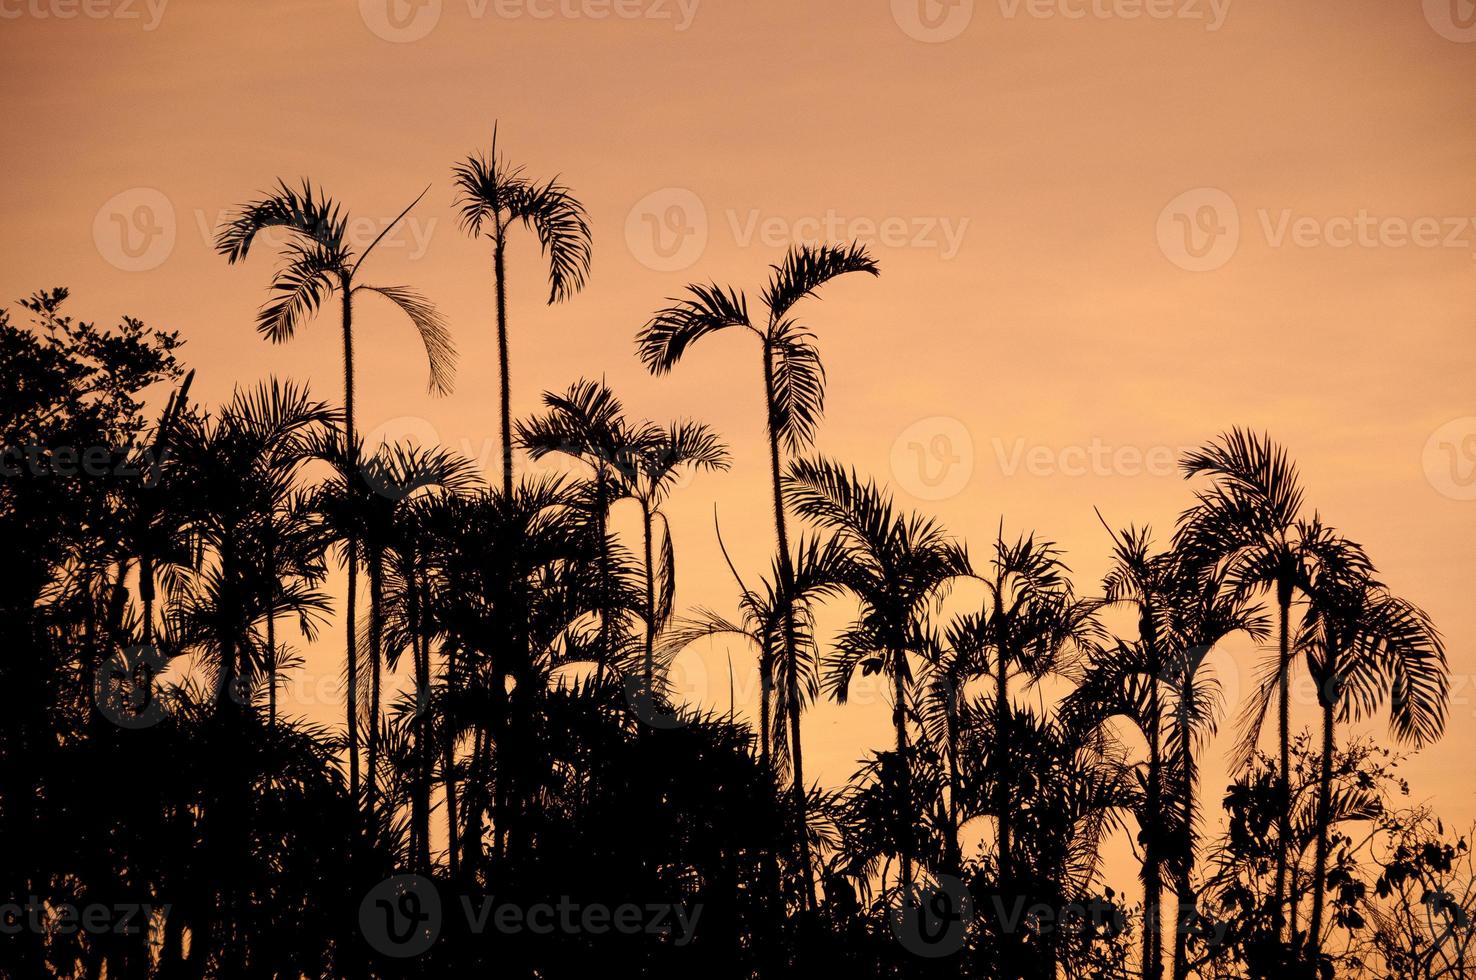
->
[995, 643, 1011, 888]
[758, 648, 773, 770]
[408, 560, 432, 873]
[760, 338, 815, 914]
[367, 547, 384, 829]
[1144, 631, 1164, 980]
[1172, 678, 1197, 980]
[341, 280, 361, 811]
[892, 647, 913, 903]
[642, 500, 656, 686]
[1273, 588, 1292, 939]
[594, 471, 612, 687]
[442, 643, 460, 880]
[1308, 695, 1336, 956]
[494, 227, 512, 497]
[995, 638, 1019, 980]
[265, 533, 276, 729]
[945, 687, 961, 875]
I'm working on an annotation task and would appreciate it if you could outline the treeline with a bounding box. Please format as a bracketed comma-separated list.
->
[0, 134, 1471, 979]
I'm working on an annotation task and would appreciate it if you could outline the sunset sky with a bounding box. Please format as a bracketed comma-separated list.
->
[4, 0, 1474, 877]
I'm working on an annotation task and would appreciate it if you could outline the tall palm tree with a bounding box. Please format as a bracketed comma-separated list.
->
[638, 242, 879, 907]
[1290, 555, 1447, 957]
[785, 455, 968, 906]
[452, 127, 593, 495]
[1176, 429, 1329, 937]
[216, 178, 456, 806]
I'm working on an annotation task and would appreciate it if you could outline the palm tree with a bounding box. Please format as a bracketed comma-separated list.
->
[452, 127, 593, 495]
[1291, 555, 1447, 957]
[623, 421, 730, 686]
[913, 615, 989, 876]
[1176, 429, 1327, 937]
[517, 379, 644, 684]
[638, 242, 879, 907]
[1157, 559, 1268, 980]
[428, 476, 605, 879]
[216, 178, 456, 806]
[785, 455, 968, 906]
[972, 531, 1098, 979]
[1067, 524, 1266, 980]
[170, 380, 338, 716]
[311, 437, 481, 833]
[661, 534, 849, 774]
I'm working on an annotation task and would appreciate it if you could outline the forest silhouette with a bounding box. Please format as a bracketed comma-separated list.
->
[0, 132, 1471, 980]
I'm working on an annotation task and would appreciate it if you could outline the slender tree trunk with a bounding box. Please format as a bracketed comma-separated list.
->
[995, 641, 1011, 889]
[892, 647, 913, 902]
[995, 636, 1019, 980]
[408, 559, 432, 873]
[759, 648, 773, 770]
[1273, 588, 1292, 939]
[642, 500, 656, 686]
[367, 547, 384, 829]
[1172, 676, 1197, 980]
[265, 532, 276, 729]
[443, 644, 460, 880]
[494, 228, 513, 497]
[341, 281, 361, 811]
[594, 471, 612, 688]
[1308, 695, 1336, 956]
[1144, 631, 1165, 980]
[946, 688, 961, 875]
[760, 338, 815, 914]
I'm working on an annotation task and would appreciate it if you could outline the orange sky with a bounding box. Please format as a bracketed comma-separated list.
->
[4, 0, 1475, 880]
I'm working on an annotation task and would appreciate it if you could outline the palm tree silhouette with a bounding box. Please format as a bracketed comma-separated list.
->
[624, 421, 730, 686]
[1290, 549, 1447, 957]
[452, 127, 593, 495]
[972, 531, 1098, 978]
[170, 379, 338, 717]
[517, 380, 642, 685]
[216, 178, 455, 807]
[638, 242, 878, 908]
[1068, 522, 1266, 980]
[1177, 429, 1324, 939]
[785, 454, 968, 906]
